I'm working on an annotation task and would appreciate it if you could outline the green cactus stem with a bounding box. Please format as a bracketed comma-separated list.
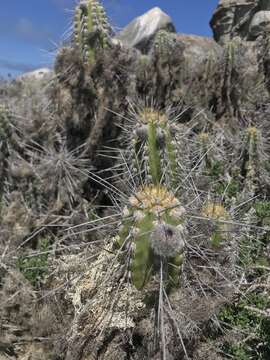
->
[241, 126, 265, 193]
[115, 185, 186, 290]
[130, 107, 180, 188]
[74, 0, 111, 65]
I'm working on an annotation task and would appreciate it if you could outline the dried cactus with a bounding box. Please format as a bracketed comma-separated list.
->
[74, 0, 111, 65]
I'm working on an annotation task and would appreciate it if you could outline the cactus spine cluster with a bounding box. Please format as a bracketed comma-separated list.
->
[74, 0, 111, 64]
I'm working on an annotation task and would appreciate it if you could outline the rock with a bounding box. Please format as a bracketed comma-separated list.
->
[17, 67, 53, 81]
[249, 10, 270, 37]
[260, 0, 270, 10]
[210, 0, 258, 44]
[174, 34, 222, 71]
[115, 7, 176, 53]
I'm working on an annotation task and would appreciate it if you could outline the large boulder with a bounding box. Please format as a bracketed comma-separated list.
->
[260, 0, 270, 10]
[174, 34, 222, 71]
[249, 10, 270, 37]
[210, 0, 258, 44]
[115, 7, 176, 53]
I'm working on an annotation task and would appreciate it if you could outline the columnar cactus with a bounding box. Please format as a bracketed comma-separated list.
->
[0, 105, 11, 143]
[153, 30, 175, 59]
[241, 126, 266, 193]
[221, 39, 242, 117]
[202, 202, 231, 247]
[127, 107, 184, 189]
[0, 105, 12, 200]
[115, 185, 186, 290]
[74, 0, 111, 64]
[193, 130, 225, 180]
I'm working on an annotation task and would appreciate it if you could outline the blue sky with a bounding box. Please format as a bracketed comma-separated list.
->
[0, 0, 219, 77]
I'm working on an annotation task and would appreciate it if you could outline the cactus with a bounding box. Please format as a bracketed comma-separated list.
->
[0, 105, 11, 143]
[115, 185, 186, 290]
[202, 50, 218, 107]
[74, 0, 111, 65]
[0, 105, 12, 200]
[221, 39, 243, 118]
[202, 202, 231, 247]
[153, 30, 175, 59]
[241, 126, 267, 193]
[193, 131, 225, 180]
[127, 107, 183, 189]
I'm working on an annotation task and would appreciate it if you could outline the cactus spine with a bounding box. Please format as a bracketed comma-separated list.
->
[74, 0, 111, 64]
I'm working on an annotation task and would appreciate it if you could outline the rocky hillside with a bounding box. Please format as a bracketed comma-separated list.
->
[1, 1, 270, 359]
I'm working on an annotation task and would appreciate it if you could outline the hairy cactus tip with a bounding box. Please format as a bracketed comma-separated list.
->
[116, 184, 186, 290]
[74, 0, 111, 64]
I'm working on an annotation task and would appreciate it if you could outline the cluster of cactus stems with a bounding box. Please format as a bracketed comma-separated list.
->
[74, 0, 111, 65]
[114, 106, 240, 292]
[108, 107, 190, 293]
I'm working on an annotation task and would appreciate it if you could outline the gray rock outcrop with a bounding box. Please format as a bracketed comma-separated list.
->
[210, 0, 258, 44]
[174, 34, 222, 71]
[115, 7, 176, 52]
[210, 0, 270, 43]
[249, 10, 270, 37]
